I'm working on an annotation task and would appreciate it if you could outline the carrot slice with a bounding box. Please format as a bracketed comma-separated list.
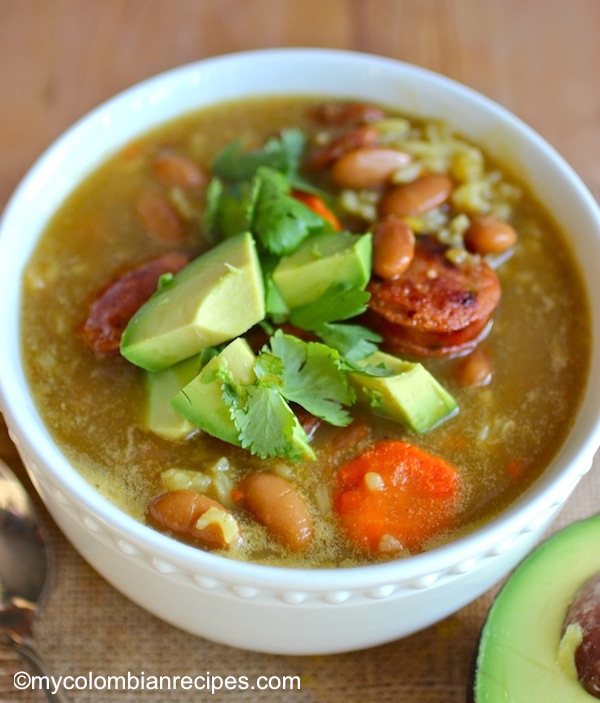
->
[291, 189, 342, 231]
[333, 439, 460, 554]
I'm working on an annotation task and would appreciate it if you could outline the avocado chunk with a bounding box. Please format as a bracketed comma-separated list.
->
[272, 230, 371, 309]
[171, 337, 256, 446]
[170, 338, 315, 460]
[120, 231, 265, 372]
[143, 354, 205, 441]
[472, 514, 600, 702]
[349, 350, 457, 432]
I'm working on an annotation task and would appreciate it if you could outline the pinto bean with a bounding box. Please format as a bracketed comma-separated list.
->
[464, 215, 518, 255]
[308, 101, 386, 126]
[307, 126, 378, 172]
[562, 571, 600, 698]
[152, 151, 207, 189]
[136, 190, 187, 244]
[240, 473, 314, 551]
[330, 148, 412, 189]
[77, 251, 190, 355]
[378, 173, 453, 218]
[453, 348, 493, 386]
[148, 490, 242, 550]
[372, 218, 415, 280]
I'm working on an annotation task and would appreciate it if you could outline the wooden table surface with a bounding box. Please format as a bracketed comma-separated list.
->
[1, 1, 599, 701]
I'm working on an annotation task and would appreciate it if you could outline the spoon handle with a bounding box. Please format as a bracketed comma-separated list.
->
[9, 633, 71, 703]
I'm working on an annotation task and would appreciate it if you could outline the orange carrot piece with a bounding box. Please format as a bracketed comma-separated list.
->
[506, 458, 524, 478]
[230, 488, 245, 503]
[333, 440, 460, 554]
[291, 189, 342, 231]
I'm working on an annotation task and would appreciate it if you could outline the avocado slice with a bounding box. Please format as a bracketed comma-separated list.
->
[120, 231, 265, 372]
[142, 354, 205, 441]
[349, 350, 457, 433]
[471, 514, 600, 702]
[171, 337, 256, 446]
[272, 230, 371, 309]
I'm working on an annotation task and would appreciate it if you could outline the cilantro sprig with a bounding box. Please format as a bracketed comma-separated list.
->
[288, 282, 370, 329]
[219, 330, 356, 461]
[316, 323, 383, 365]
[286, 282, 385, 365]
[231, 382, 310, 462]
[252, 168, 329, 255]
[204, 166, 332, 254]
[265, 331, 355, 426]
[212, 129, 306, 183]
[204, 129, 332, 250]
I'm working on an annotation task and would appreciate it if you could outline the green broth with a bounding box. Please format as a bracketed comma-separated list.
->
[20, 97, 590, 567]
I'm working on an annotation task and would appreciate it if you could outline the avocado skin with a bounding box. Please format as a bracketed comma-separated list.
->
[470, 514, 600, 702]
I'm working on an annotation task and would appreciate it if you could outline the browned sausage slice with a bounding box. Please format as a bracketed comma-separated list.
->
[367, 236, 501, 357]
[307, 101, 386, 126]
[78, 250, 190, 355]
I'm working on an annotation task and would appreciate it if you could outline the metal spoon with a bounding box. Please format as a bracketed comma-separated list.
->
[0, 458, 70, 702]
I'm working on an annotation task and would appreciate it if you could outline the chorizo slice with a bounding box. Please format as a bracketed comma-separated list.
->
[367, 236, 501, 357]
[307, 101, 386, 126]
[78, 251, 190, 355]
[368, 312, 493, 358]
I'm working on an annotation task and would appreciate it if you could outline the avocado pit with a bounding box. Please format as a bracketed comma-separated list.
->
[562, 571, 600, 698]
[471, 515, 600, 702]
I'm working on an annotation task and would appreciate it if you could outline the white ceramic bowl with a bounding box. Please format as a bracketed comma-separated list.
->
[1, 49, 599, 655]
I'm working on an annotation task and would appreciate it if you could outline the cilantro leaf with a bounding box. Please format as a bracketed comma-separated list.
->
[217, 354, 313, 462]
[252, 168, 329, 256]
[263, 274, 289, 320]
[232, 382, 309, 460]
[316, 322, 382, 364]
[289, 282, 371, 330]
[202, 177, 223, 243]
[204, 178, 261, 241]
[267, 331, 354, 426]
[204, 166, 331, 254]
[254, 350, 284, 381]
[212, 129, 306, 183]
[215, 365, 247, 412]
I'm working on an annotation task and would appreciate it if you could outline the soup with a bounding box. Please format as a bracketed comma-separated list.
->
[20, 97, 590, 567]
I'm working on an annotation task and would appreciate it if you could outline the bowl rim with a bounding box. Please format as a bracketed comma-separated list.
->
[1, 47, 600, 592]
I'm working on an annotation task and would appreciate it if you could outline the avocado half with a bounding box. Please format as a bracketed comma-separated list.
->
[470, 513, 600, 702]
